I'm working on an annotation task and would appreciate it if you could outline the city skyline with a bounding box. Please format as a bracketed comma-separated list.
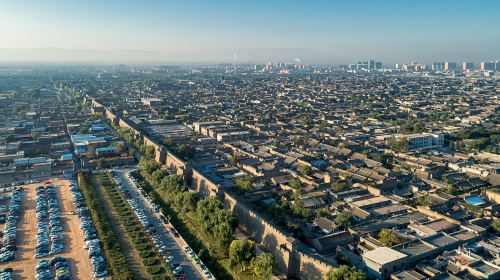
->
[1, 0, 500, 64]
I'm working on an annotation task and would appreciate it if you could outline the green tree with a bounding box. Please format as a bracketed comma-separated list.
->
[176, 144, 196, 158]
[128, 147, 137, 157]
[139, 158, 161, 174]
[173, 192, 198, 214]
[331, 181, 348, 192]
[298, 165, 313, 176]
[196, 197, 236, 249]
[325, 265, 366, 280]
[386, 137, 409, 153]
[415, 195, 431, 206]
[160, 175, 183, 194]
[378, 229, 401, 247]
[151, 169, 165, 184]
[314, 153, 324, 160]
[142, 145, 156, 159]
[442, 184, 458, 195]
[251, 253, 275, 280]
[234, 176, 253, 191]
[229, 239, 256, 271]
[491, 220, 500, 232]
[289, 178, 302, 189]
[163, 138, 175, 147]
[335, 210, 353, 229]
[229, 155, 239, 166]
[300, 117, 313, 126]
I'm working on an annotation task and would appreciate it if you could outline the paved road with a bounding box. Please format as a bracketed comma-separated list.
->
[113, 169, 205, 280]
[53, 84, 81, 172]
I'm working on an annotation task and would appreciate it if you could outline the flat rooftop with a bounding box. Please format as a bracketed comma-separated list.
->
[393, 240, 435, 257]
[369, 204, 408, 216]
[424, 233, 458, 247]
[469, 260, 500, 276]
[351, 196, 390, 208]
[363, 247, 407, 265]
[422, 219, 457, 232]
[392, 270, 427, 280]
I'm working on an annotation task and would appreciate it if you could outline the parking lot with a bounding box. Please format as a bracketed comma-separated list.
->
[4, 179, 94, 280]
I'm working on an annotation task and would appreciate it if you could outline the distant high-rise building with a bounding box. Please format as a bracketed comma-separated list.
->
[444, 62, 456, 71]
[481, 62, 495, 71]
[495, 61, 500, 71]
[432, 62, 444, 71]
[368, 60, 375, 70]
[462, 62, 474, 71]
[351, 60, 382, 70]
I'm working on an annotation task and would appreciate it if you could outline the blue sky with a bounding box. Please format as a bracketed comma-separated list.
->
[0, 0, 499, 64]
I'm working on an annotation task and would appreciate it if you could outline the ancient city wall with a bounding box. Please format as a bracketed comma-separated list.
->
[295, 251, 336, 280]
[165, 151, 188, 176]
[190, 168, 220, 197]
[99, 104, 335, 279]
[143, 135, 166, 163]
[223, 192, 295, 276]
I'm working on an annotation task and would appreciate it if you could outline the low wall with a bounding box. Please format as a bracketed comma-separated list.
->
[417, 206, 461, 225]
[485, 190, 500, 204]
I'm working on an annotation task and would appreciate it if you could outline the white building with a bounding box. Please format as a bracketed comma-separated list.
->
[399, 133, 444, 150]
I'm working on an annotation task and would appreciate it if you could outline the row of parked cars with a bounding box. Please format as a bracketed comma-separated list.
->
[36, 256, 71, 280]
[112, 174, 181, 275]
[183, 244, 213, 279]
[125, 172, 214, 280]
[34, 185, 64, 258]
[0, 187, 23, 262]
[0, 268, 13, 280]
[69, 179, 108, 278]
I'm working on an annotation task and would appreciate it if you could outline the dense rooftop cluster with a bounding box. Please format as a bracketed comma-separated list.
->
[1, 64, 499, 280]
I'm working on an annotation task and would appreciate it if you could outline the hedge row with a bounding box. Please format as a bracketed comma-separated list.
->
[97, 172, 171, 278]
[77, 172, 134, 280]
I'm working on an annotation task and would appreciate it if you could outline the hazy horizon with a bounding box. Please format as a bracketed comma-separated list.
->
[1, 0, 499, 65]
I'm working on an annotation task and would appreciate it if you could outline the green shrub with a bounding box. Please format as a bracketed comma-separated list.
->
[135, 243, 149, 251]
[119, 210, 131, 217]
[146, 266, 162, 275]
[143, 257, 159, 266]
[125, 225, 137, 233]
[139, 250, 153, 258]
[135, 237, 147, 244]
[152, 275, 168, 280]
